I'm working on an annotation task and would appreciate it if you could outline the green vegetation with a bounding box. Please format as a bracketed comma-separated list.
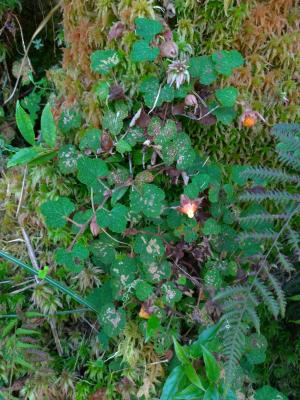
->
[0, 1, 300, 399]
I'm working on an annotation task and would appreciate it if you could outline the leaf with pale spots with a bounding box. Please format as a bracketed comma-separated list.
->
[140, 260, 171, 283]
[99, 304, 126, 337]
[161, 282, 182, 306]
[90, 50, 119, 75]
[58, 145, 81, 174]
[111, 257, 138, 287]
[134, 233, 165, 264]
[130, 184, 165, 218]
[79, 128, 102, 153]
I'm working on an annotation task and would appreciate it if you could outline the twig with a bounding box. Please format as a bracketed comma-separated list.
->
[16, 165, 27, 217]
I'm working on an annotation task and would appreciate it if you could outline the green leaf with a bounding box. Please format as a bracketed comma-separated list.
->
[20, 91, 41, 122]
[154, 119, 177, 146]
[55, 244, 89, 273]
[184, 173, 210, 198]
[212, 50, 244, 76]
[173, 337, 189, 364]
[189, 56, 217, 85]
[90, 239, 116, 266]
[111, 258, 137, 286]
[146, 315, 160, 341]
[96, 204, 128, 233]
[183, 362, 205, 391]
[135, 18, 163, 42]
[141, 260, 171, 283]
[135, 280, 154, 301]
[41, 103, 56, 147]
[116, 139, 132, 154]
[86, 281, 117, 312]
[90, 50, 119, 75]
[38, 266, 49, 279]
[7, 147, 40, 168]
[58, 108, 81, 134]
[40, 197, 75, 229]
[204, 269, 222, 289]
[201, 345, 220, 384]
[203, 218, 222, 235]
[16, 101, 35, 145]
[162, 282, 182, 306]
[99, 304, 126, 337]
[213, 106, 237, 125]
[175, 385, 204, 400]
[103, 110, 124, 135]
[93, 81, 110, 101]
[140, 77, 174, 108]
[134, 234, 165, 263]
[79, 128, 102, 153]
[160, 366, 187, 400]
[71, 210, 93, 233]
[131, 40, 159, 62]
[215, 87, 238, 107]
[130, 184, 165, 218]
[255, 386, 288, 400]
[77, 156, 108, 190]
[58, 145, 81, 174]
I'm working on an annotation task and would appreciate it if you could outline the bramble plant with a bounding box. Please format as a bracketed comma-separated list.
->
[1, 7, 297, 400]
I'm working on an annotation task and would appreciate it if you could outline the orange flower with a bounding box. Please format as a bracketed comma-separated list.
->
[242, 115, 257, 128]
[139, 306, 150, 319]
[178, 195, 202, 218]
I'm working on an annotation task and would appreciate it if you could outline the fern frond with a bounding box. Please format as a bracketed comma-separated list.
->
[253, 278, 279, 319]
[241, 166, 300, 186]
[272, 123, 300, 146]
[286, 227, 300, 261]
[275, 243, 295, 272]
[277, 152, 300, 171]
[213, 285, 248, 301]
[238, 231, 276, 242]
[245, 307, 260, 333]
[265, 270, 286, 317]
[239, 212, 289, 227]
[239, 189, 300, 203]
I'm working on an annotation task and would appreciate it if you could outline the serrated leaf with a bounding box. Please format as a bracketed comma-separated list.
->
[99, 304, 126, 337]
[162, 282, 182, 306]
[103, 110, 124, 136]
[130, 184, 165, 218]
[111, 258, 137, 286]
[203, 218, 222, 235]
[213, 106, 237, 125]
[134, 234, 165, 263]
[40, 197, 75, 228]
[184, 173, 210, 198]
[71, 210, 93, 233]
[189, 56, 217, 85]
[96, 204, 128, 233]
[16, 101, 35, 145]
[141, 260, 171, 283]
[135, 18, 162, 42]
[58, 108, 81, 134]
[135, 280, 154, 301]
[90, 239, 116, 266]
[255, 386, 287, 400]
[79, 128, 102, 153]
[90, 50, 119, 75]
[140, 77, 174, 108]
[58, 145, 81, 174]
[204, 269, 222, 289]
[154, 119, 177, 146]
[86, 281, 117, 313]
[77, 156, 108, 190]
[131, 40, 159, 62]
[41, 103, 56, 147]
[93, 81, 110, 101]
[116, 139, 132, 154]
[55, 244, 89, 273]
[212, 50, 244, 76]
[215, 87, 238, 107]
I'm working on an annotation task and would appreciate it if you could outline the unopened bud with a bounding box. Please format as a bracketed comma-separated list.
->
[184, 94, 197, 106]
[160, 41, 178, 58]
[90, 216, 100, 237]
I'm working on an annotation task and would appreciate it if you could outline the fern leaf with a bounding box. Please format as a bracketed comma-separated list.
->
[286, 227, 300, 261]
[253, 278, 279, 319]
[239, 189, 300, 203]
[241, 166, 300, 186]
[238, 231, 276, 242]
[265, 270, 286, 317]
[246, 307, 260, 333]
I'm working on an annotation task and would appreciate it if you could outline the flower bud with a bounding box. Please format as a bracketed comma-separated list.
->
[108, 22, 125, 41]
[160, 41, 178, 58]
[184, 94, 197, 106]
[90, 216, 100, 237]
